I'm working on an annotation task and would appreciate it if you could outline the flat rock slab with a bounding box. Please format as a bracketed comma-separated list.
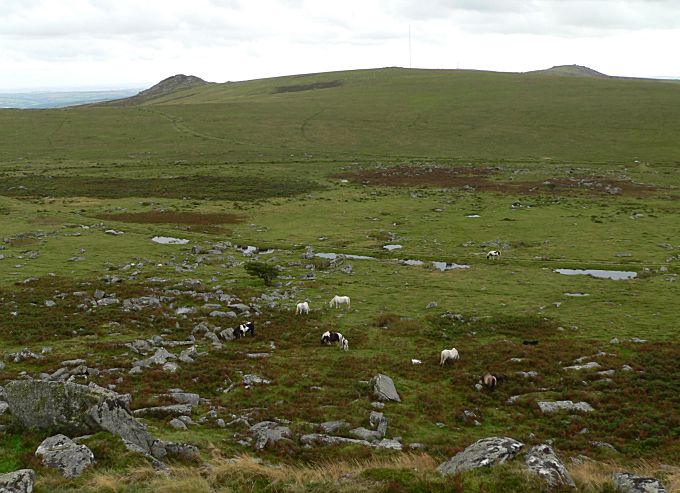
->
[612, 472, 667, 493]
[133, 404, 193, 418]
[537, 400, 594, 413]
[0, 469, 35, 493]
[438, 436, 524, 476]
[300, 433, 373, 448]
[371, 374, 401, 402]
[525, 443, 575, 488]
[35, 434, 95, 478]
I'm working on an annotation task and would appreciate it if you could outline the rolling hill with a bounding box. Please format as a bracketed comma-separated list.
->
[2, 67, 680, 165]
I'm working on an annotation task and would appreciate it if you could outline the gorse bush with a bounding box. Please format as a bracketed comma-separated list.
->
[244, 261, 279, 286]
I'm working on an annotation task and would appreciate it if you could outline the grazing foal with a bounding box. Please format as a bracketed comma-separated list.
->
[295, 301, 310, 315]
[234, 321, 255, 339]
[482, 373, 497, 390]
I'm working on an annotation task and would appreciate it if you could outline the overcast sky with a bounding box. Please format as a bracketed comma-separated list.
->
[1, 0, 678, 91]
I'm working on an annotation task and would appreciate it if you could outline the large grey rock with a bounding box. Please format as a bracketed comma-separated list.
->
[35, 434, 95, 478]
[369, 411, 388, 437]
[375, 438, 402, 450]
[250, 421, 293, 450]
[3, 380, 166, 459]
[437, 437, 524, 476]
[371, 374, 401, 402]
[525, 444, 575, 488]
[0, 469, 35, 493]
[612, 472, 667, 493]
[537, 401, 594, 413]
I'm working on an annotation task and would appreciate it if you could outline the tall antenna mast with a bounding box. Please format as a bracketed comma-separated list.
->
[409, 24, 412, 68]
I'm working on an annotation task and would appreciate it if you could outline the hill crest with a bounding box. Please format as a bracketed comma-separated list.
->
[527, 64, 608, 77]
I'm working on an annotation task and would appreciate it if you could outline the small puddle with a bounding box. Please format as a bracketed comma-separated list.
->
[383, 244, 403, 251]
[315, 252, 375, 260]
[555, 269, 637, 280]
[433, 262, 470, 271]
[152, 236, 189, 245]
[564, 292, 590, 297]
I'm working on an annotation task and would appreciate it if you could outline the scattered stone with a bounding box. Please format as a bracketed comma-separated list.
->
[612, 472, 667, 493]
[242, 374, 271, 386]
[537, 401, 594, 413]
[610, 337, 620, 345]
[563, 362, 601, 371]
[169, 418, 188, 430]
[426, 301, 438, 309]
[621, 364, 634, 372]
[250, 421, 293, 450]
[371, 374, 401, 402]
[35, 434, 95, 478]
[4, 348, 43, 363]
[132, 347, 175, 368]
[166, 392, 200, 406]
[350, 427, 382, 442]
[591, 441, 618, 452]
[628, 337, 647, 344]
[525, 443, 575, 488]
[44, 300, 56, 307]
[319, 420, 349, 434]
[375, 438, 402, 450]
[0, 469, 35, 493]
[437, 437, 524, 475]
[517, 371, 538, 378]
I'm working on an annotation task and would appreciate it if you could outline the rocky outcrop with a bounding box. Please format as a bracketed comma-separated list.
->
[525, 444, 575, 488]
[437, 437, 524, 475]
[612, 472, 667, 493]
[319, 420, 348, 434]
[371, 374, 401, 402]
[35, 434, 95, 478]
[0, 469, 35, 493]
[4, 380, 166, 459]
[133, 404, 193, 418]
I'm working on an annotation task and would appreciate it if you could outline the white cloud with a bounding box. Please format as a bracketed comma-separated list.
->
[0, 0, 678, 90]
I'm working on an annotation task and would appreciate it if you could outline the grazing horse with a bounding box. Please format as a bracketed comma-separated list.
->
[295, 301, 310, 315]
[234, 321, 255, 339]
[486, 250, 501, 260]
[321, 330, 349, 350]
[486, 250, 502, 260]
[329, 295, 351, 308]
[440, 347, 460, 365]
[482, 373, 497, 390]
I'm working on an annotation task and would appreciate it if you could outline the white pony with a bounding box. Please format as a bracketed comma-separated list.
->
[486, 250, 501, 260]
[295, 301, 310, 315]
[440, 347, 460, 365]
[329, 295, 351, 308]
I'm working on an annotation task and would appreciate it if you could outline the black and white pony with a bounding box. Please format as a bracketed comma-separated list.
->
[486, 250, 501, 260]
[321, 330, 349, 350]
[234, 321, 255, 339]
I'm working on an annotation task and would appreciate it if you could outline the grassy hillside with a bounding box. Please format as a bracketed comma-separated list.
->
[0, 68, 679, 492]
[2, 68, 680, 165]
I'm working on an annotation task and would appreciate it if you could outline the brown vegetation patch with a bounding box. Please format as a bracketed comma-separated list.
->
[96, 211, 243, 225]
[337, 166, 657, 196]
[274, 80, 342, 93]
